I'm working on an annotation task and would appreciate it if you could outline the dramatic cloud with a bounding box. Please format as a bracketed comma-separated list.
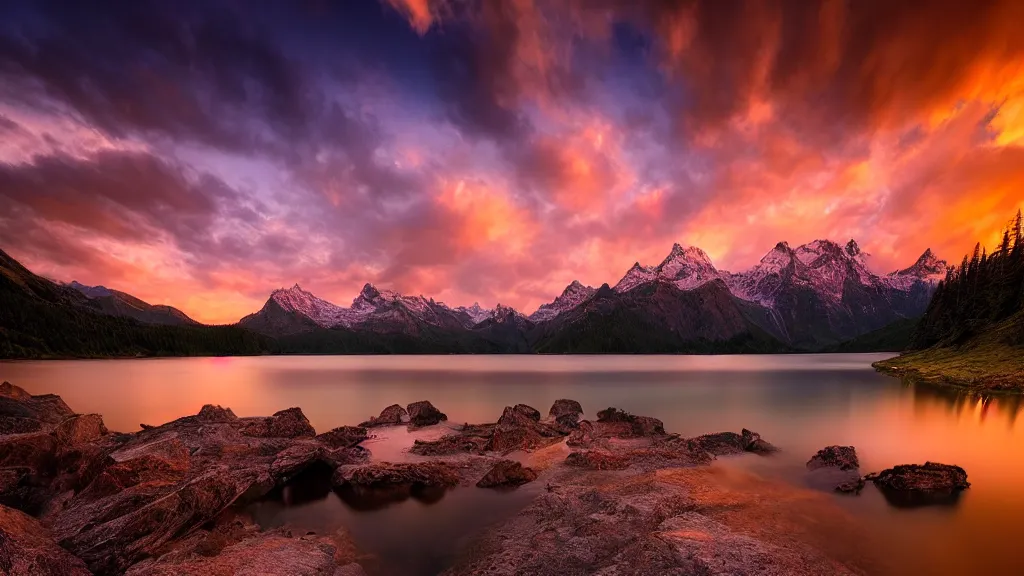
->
[1, 0, 1022, 323]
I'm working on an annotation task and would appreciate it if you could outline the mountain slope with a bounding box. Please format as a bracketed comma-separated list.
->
[0, 249, 271, 359]
[67, 281, 198, 326]
[529, 281, 596, 322]
[531, 280, 788, 354]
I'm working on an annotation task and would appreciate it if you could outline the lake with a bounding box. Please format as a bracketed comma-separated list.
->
[2, 354, 1022, 575]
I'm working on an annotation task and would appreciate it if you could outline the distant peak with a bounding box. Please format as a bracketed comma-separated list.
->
[359, 283, 380, 300]
[919, 248, 936, 261]
[291, 283, 302, 290]
[845, 239, 861, 257]
[773, 241, 791, 251]
[569, 279, 583, 288]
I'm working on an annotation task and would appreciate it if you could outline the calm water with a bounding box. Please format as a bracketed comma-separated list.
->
[3, 354, 1023, 575]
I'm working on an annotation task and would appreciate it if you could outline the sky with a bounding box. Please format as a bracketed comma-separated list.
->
[1, 0, 1023, 324]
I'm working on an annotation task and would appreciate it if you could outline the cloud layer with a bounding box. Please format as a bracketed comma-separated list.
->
[2, 0, 1022, 323]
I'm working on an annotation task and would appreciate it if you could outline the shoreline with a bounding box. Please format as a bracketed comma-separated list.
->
[873, 347, 1024, 394]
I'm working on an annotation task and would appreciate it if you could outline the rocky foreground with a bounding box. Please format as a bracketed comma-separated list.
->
[0, 381, 969, 575]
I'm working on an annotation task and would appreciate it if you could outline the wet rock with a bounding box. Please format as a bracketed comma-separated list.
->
[868, 462, 969, 507]
[0, 504, 91, 575]
[195, 404, 238, 422]
[335, 461, 461, 489]
[359, 404, 409, 427]
[807, 446, 859, 471]
[239, 407, 315, 438]
[476, 460, 538, 488]
[315, 425, 368, 449]
[54, 414, 108, 447]
[406, 400, 448, 427]
[565, 450, 629, 470]
[548, 399, 583, 420]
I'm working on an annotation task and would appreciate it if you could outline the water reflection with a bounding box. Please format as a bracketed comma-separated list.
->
[4, 354, 1024, 575]
[336, 483, 449, 512]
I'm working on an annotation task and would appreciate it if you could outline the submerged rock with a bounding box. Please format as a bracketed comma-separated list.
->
[548, 399, 583, 420]
[406, 400, 448, 427]
[0, 504, 91, 575]
[476, 460, 538, 488]
[359, 404, 409, 427]
[807, 446, 859, 471]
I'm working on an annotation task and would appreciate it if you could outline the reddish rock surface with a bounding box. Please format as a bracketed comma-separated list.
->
[807, 446, 859, 471]
[359, 404, 409, 427]
[0, 503, 91, 575]
[565, 450, 630, 470]
[548, 399, 583, 420]
[476, 460, 538, 488]
[406, 400, 448, 427]
[315, 425, 369, 449]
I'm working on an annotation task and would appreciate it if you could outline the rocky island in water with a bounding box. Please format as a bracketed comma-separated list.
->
[0, 380, 970, 575]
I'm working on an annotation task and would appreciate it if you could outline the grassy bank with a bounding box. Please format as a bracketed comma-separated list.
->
[873, 340, 1024, 392]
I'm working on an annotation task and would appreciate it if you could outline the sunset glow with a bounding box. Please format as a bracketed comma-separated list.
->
[2, 0, 1023, 323]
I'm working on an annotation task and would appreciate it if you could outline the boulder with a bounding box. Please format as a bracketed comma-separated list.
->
[54, 414, 108, 447]
[594, 407, 665, 438]
[565, 450, 630, 470]
[554, 413, 581, 430]
[406, 400, 447, 427]
[359, 404, 409, 427]
[686, 430, 778, 456]
[410, 433, 490, 456]
[0, 504, 91, 575]
[239, 407, 315, 438]
[807, 446, 859, 471]
[868, 462, 969, 507]
[476, 460, 538, 488]
[566, 420, 595, 447]
[489, 405, 567, 453]
[548, 399, 583, 420]
[315, 425, 368, 449]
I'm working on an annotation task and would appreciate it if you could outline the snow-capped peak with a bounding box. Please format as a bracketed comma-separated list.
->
[887, 248, 949, 286]
[270, 284, 351, 327]
[529, 280, 597, 322]
[456, 302, 494, 325]
[613, 243, 721, 293]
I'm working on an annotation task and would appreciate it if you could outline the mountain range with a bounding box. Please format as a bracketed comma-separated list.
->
[238, 238, 945, 353]
[0, 239, 947, 357]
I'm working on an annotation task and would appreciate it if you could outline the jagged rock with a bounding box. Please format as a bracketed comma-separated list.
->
[406, 400, 447, 427]
[548, 399, 583, 420]
[0, 504, 91, 575]
[315, 425, 368, 449]
[54, 414, 108, 446]
[335, 461, 460, 489]
[807, 446, 859, 471]
[195, 405, 238, 422]
[476, 460, 538, 488]
[239, 407, 315, 438]
[359, 404, 409, 427]
[868, 462, 969, 507]
[43, 402, 356, 574]
[0, 382, 31, 401]
[565, 450, 629, 470]
[489, 405, 567, 453]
